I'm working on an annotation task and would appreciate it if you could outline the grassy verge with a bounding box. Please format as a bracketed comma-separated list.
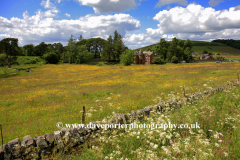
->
[54, 83, 240, 160]
[0, 56, 45, 78]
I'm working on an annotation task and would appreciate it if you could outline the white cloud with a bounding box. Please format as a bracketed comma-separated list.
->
[40, 0, 59, 17]
[77, 0, 137, 14]
[0, 12, 140, 46]
[155, 0, 188, 8]
[65, 13, 71, 17]
[44, 9, 58, 17]
[208, 0, 224, 7]
[153, 4, 240, 34]
[234, 5, 240, 11]
[0, 33, 12, 40]
[124, 4, 240, 49]
[41, 0, 55, 9]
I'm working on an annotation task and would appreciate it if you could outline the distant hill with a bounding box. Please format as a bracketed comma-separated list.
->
[137, 40, 240, 56]
[212, 39, 240, 50]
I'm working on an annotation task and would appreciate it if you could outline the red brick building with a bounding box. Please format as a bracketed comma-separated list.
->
[200, 54, 214, 60]
[134, 49, 157, 64]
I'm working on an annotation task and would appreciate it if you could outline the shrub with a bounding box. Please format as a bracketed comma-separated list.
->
[120, 49, 134, 66]
[0, 54, 7, 66]
[61, 51, 69, 63]
[76, 51, 93, 64]
[30, 59, 37, 64]
[215, 56, 224, 61]
[152, 57, 166, 64]
[203, 50, 208, 54]
[171, 56, 179, 63]
[43, 52, 59, 64]
[17, 57, 42, 64]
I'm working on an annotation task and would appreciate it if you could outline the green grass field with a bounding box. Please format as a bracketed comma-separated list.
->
[1, 62, 240, 146]
[54, 82, 240, 160]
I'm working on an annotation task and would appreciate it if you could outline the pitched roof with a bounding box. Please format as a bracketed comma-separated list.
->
[143, 51, 155, 56]
[135, 50, 155, 56]
[134, 49, 143, 55]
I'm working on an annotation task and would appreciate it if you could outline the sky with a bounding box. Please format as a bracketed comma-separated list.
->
[0, 0, 240, 49]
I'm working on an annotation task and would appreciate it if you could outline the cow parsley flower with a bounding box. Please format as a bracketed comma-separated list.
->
[223, 152, 228, 157]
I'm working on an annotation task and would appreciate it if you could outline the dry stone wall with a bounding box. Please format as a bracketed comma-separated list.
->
[0, 81, 239, 160]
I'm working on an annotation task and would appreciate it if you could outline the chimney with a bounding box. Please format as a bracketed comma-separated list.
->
[136, 49, 138, 52]
[148, 49, 151, 52]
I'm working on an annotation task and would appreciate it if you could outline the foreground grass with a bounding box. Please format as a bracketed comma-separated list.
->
[54, 84, 240, 160]
[0, 63, 240, 144]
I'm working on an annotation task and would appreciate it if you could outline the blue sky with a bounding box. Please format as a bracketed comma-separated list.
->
[0, 0, 240, 49]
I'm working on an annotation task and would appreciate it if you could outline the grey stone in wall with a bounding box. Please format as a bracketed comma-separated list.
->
[34, 136, 48, 150]
[6, 138, 21, 159]
[21, 135, 35, 156]
[44, 133, 54, 145]
[109, 113, 128, 124]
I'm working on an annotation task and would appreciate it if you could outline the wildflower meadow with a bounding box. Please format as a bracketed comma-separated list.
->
[0, 62, 240, 159]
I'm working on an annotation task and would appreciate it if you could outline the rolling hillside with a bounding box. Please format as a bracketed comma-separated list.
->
[137, 40, 240, 56]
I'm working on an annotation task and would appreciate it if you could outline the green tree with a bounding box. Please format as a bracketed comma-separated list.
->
[183, 47, 194, 63]
[23, 44, 34, 56]
[68, 35, 77, 63]
[46, 44, 55, 53]
[184, 39, 193, 51]
[114, 34, 124, 61]
[120, 49, 134, 66]
[152, 38, 169, 60]
[203, 50, 208, 54]
[0, 38, 19, 68]
[152, 57, 166, 64]
[0, 54, 7, 66]
[96, 38, 106, 58]
[85, 38, 106, 58]
[86, 38, 94, 53]
[171, 56, 179, 63]
[61, 51, 69, 63]
[43, 52, 59, 64]
[34, 42, 48, 56]
[102, 35, 114, 62]
[168, 37, 178, 60]
[76, 39, 87, 46]
[53, 42, 64, 60]
[78, 35, 83, 42]
[75, 45, 93, 64]
[113, 30, 125, 61]
[159, 38, 169, 60]
[176, 45, 184, 60]
[178, 39, 184, 48]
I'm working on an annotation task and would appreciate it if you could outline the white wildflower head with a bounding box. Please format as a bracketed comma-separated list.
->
[223, 152, 228, 157]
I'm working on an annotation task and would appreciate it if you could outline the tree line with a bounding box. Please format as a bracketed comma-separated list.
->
[0, 30, 128, 67]
[0, 33, 194, 68]
[212, 39, 240, 50]
[151, 38, 194, 63]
